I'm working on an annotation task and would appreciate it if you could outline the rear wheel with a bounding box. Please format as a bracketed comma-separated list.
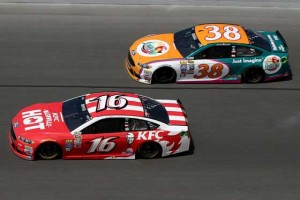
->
[242, 67, 265, 83]
[138, 142, 161, 159]
[153, 67, 176, 83]
[37, 142, 61, 160]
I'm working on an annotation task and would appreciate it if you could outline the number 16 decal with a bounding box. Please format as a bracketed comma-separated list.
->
[88, 137, 118, 153]
[92, 95, 128, 112]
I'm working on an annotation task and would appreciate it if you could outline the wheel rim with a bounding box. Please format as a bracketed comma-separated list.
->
[139, 142, 160, 159]
[245, 68, 264, 83]
[38, 143, 59, 160]
[155, 68, 175, 83]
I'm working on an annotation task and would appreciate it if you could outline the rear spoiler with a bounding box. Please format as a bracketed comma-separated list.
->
[158, 99, 189, 126]
[276, 30, 288, 51]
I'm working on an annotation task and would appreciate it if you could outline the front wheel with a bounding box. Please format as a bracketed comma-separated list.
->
[37, 142, 61, 160]
[242, 67, 265, 83]
[138, 142, 161, 159]
[153, 67, 176, 83]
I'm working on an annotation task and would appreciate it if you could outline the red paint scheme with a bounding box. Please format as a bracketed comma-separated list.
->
[9, 92, 193, 160]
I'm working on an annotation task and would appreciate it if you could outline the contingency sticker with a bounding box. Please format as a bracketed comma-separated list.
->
[263, 55, 282, 74]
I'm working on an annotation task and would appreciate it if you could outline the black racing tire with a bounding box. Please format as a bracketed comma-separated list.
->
[242, 67, 265, 83]
[37, 142, 61, 160]
[138, 142, 162, 159]
[153, 67, 176, 83]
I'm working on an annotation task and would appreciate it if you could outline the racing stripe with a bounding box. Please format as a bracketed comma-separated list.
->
[159, 99, 188, 126]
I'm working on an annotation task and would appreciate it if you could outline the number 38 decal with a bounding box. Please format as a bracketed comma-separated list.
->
[193, 61, 229, 80]
[196, 24, 248, 45]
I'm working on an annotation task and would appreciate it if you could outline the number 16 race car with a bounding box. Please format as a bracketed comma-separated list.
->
[126, 23, 291, 84]
[9, 92, 193, 160]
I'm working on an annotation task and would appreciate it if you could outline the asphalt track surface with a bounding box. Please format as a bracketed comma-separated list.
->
[0, 4, 299, 200]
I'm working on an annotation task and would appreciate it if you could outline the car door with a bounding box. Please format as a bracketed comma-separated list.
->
[122, 118, 163, 155]
[78, 117, 129, 159]
[190, 45, 233, 81]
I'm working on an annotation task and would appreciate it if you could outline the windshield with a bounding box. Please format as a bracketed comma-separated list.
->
[138, 95, 169, 124]
[244, 27, 271, 51]
[174, 27, 202, 57]
[62, 95, 91, 131]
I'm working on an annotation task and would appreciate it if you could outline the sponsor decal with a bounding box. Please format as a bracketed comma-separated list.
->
[122, 148, 134, 155]
[278, 45, 285, 52]
[180, 63, 187, 77]
[43, 109, 52, 127]
[65, 140, 73, 152]
[24, 145, 33, 155]
[232, 58, 262, 64]
[26, 156, 33, 160]
[126, 133, 134, 145]
[137, 130, 163, 140]
[87, 137, 118, 153]
[41, 139, 56, 142]
[136, 40, 169, 57]
[263, 55, 282, 74]
[81, 104, 86, 111]
[142, 69, 153, 81]
[180, 61, 194, 77]
[187, 64, 195, 74]
[222, 74, 239, 80]
[144, 75, 151, 81]
[13, 122, 19, 128]
[52, 113, 59, 122]
[267, 35, 277, 51]
[19, 136, 33, 144]
[74, 132, 82, 148]
[273, 35, 279, 41]
[180, 131, 188, 137]
[22, 110, 45, 131]
[143, 69, 152, 76]
[131, 50, 136, 56]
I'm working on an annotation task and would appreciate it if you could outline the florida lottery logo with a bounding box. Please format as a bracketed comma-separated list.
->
[263, 55, 282, 74]
[136, 40, 169, 57]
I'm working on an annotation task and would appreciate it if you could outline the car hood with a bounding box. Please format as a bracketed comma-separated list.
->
[11, 102, 70, 137]
[129, 33, 183, 64]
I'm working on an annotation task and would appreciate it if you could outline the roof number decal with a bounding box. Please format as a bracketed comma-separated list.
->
[91, 95, 128, 112]
[205, 25, 241, 41]
[195, 24, 249, 45]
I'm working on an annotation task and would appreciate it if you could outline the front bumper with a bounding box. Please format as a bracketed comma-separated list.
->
[8, 131, 34, 160]
[125, 59, 152, 84]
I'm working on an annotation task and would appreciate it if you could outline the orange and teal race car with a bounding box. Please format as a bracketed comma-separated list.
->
[125, 23, 291, 84]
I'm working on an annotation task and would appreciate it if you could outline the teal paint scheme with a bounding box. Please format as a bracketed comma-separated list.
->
[126, 23, 291, 84]
[181, 31, 291, 83]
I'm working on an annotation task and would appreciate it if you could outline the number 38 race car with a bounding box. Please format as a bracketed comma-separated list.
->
[9, 92, 193, 160]
[126, 23, 291, 84]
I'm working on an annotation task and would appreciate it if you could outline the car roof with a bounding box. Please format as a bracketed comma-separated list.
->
[85, 92, 145, 118]
[195, 23, 250, 46]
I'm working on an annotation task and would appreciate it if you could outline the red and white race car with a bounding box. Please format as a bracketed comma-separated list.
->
[9, 91, 193, 160]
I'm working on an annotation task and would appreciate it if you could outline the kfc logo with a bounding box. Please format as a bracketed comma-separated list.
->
[137, 131, 163, 140]
[126, 132, 134, 145]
